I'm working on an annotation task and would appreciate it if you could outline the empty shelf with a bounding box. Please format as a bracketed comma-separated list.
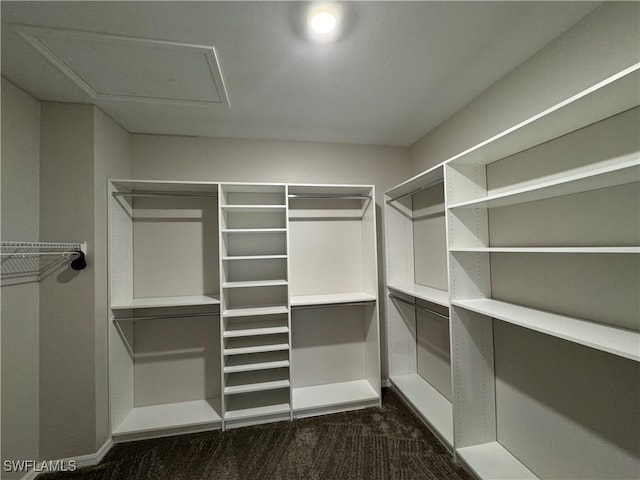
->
[224, 403, 291, 421]
[221, 205, 286, 213]
[293, 380, 378, 413]
[221, 228, 287, 233]
[452, 298, 640, 362]
[222, 255, 287, 261]
[224, 344, 289, 356]
[450, 246, 640, 253]
[223, 306, 289, 318]
[111, 295, 220, 310]
[223, 326, 289, 338]
[224, 379, 290, 395]
[112, 399, 221, 437]
[457, 442, 538, 480]
[448, 155, 639, 210]
[224, 359, 290, 374]
[390, 374, 453, 447]
[387, 284, 449, 307]
[223, 279, 288, 288]
[290, 292, 376, 307]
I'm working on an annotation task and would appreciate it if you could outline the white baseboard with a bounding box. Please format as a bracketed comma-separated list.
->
[19, 437, 113, 479]
[381, 378, 390, 388]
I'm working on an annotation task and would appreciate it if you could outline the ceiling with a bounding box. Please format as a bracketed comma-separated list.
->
[1, 1, 598, 146]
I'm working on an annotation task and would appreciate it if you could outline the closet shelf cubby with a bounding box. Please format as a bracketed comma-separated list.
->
[452, 298, 639, 361]
[292, 379, 379, 416]
[449, 247, 640, 253]
[387, 283, 449, 307]
[224, 380, 290, 395]
[290, 292, 376, 307]
[223, 279, 288, 288]
[224, 359, 290, 374]
[222, 305, 289, 317]
[448, 154, 639, 209]
[112, 399, 222, 440]
[223, 343, 289, 356]
[456, 443, 538, 480]
[111, 294, 221, 310]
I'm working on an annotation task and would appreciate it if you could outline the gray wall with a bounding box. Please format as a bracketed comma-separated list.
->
[410, 1, 640, 172]
[131, 135, 412, 380]
[1, 78, 41, 480]
[39, 103, 97, 459]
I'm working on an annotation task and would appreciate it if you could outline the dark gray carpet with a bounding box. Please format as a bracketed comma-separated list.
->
[39, 389, 472, 480]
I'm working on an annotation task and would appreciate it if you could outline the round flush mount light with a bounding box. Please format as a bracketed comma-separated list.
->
[306, 3, 342, 43]
[310, 11, 337, 34]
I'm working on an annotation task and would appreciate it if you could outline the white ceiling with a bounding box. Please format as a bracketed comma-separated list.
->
[1, 1, 598, 146]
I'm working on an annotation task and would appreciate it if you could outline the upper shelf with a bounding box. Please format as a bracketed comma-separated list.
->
[385, 163, 444, 204]
[387, 283, 449, 307]
[452, 298, 640, 362]
[450, 247, 640, 254]
[111, 295, 220, 310]
[290, 292, 376, 307]
[448, 154, 639, 209]
[445, 63, 639, 167]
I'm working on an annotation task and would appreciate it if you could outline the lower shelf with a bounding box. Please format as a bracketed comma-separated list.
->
[113, 399, 222, 440]
[390, 374, 453, 448]
[457, 442, 538, 480]
[225, 403, 291, 422]
[292, 379, 379, 417]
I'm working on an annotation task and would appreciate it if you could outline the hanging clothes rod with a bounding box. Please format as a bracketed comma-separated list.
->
[288, 194, 371, 200]
[388, 294, 449, 320]
[291, 300, 376, 310]
[113, 311, 219, 322]
[385, 178, 444, 204]
[112, 191, 218, 199]
[0, 241, 88, 270]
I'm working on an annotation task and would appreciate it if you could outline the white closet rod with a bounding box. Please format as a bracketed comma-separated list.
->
[113, 311, 218, 322]
[112, 191, 218, 198]
[388, 294, 449, 320]
[288, 194, 371, 200]
[385, 178, 444, 204]
[291, 300, 376, 310]
[0, 241, 87, 255]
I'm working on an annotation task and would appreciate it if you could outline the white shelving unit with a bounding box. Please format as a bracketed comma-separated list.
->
[384, 163, 453, 451]
[108, 180, 222, 442]
[384, 63, 640, 480]
[219, 184, 292, 428]
[444, 64, 638, 479]
[288, 184, 381, 417]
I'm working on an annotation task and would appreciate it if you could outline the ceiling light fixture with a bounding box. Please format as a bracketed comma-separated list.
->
[310, 11, 337, 34]
[306, 3, 342, 43]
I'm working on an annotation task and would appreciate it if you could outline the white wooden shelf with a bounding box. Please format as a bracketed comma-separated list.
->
[290, 292, 376, 307]
[288, 209, 366, 219]
[224, 379, 290, 395]
[221, 228, 287, 233]
[222, 255, 287, 261]
[390, 374, 453, 447]
[385, 163, 444, 202]
[292, 380, 378, 413]
[445, 64, 639, 167]
[224, 403, 291, 421]
[448, 155, 639, 209]
[223, 326, 289, 338]
[457, 442, 539, 480]
[224, 360, 290, 374]
[223, 343, 289, 356]
[223, 305, 289, 318]
[387, 283, 449, 307]
[112, 399, 221, 437]
[220, 205, 286, 213]
[450, 246, 640, 254]
[452, 298, 640, 362]
[223, 279, 288, 289]
[111, 295, 220, 310]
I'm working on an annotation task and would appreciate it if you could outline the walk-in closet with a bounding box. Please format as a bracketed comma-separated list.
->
[2, 2, 638, 480]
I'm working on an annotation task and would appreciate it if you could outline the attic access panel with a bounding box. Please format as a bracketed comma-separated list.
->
[15, 25, 230, 107]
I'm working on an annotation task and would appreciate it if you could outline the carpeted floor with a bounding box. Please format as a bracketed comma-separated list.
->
[39, 388, 472, 480]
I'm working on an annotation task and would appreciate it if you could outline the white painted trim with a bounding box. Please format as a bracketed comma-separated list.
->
[381, 378, 390, 388]
[13, 24, 230, 108]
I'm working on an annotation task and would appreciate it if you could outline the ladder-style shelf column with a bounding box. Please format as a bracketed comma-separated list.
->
[219, 184, 292, 428]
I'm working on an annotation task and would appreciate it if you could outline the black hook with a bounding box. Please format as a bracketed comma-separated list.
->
[70, 251, 87, 271]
